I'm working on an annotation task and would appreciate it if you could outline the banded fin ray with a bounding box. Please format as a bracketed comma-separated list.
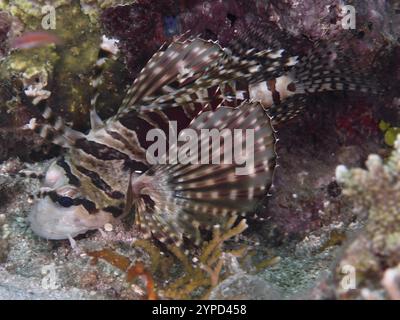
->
[137, 45, 298, 112]
[258, 43, 382, 124]
[117, 30, 301, 115]
[27, 101, 85, 148]
[130, 102, 276, 246]
[116, 38, 224, 118]
[292, 43, 381, 95]
[226, 21, 301, 83]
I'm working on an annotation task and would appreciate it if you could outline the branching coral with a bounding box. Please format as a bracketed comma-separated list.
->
[162, 216, 249, 300]
[335, 135, 400, 296]
[87, 216, 250, 300]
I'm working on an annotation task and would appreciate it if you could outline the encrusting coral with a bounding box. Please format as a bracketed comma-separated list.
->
[0, 0, 127, 127]
[335, 135, 400, 298]
[0, 1, 130, 163]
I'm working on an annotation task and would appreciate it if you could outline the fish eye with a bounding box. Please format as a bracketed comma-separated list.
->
[57, 196, 74, 207]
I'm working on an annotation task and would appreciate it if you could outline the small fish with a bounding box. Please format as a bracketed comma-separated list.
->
[11, 31, 61, 50]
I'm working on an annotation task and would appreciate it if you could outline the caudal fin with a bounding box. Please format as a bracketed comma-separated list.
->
[293, 43, 381, 95]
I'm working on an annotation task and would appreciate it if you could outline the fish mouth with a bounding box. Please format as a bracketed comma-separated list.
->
[28, 196, 110, 240]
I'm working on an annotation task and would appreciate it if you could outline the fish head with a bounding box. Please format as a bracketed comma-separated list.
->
[28, 160, 112, 240]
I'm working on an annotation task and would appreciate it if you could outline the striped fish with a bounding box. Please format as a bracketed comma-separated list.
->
[26, 32, 378, 247]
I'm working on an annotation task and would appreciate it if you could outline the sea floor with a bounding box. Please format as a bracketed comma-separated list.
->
[0, 108, 385, 299]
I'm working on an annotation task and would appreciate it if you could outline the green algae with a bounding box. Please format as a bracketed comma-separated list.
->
[379, 120, 400, 147]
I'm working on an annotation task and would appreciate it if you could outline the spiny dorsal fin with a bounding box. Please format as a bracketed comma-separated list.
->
[116, 38, 224, 118]
[116, 31, 302, 116]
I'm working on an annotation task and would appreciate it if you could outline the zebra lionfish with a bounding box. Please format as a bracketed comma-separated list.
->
[25, 30, 378, 247]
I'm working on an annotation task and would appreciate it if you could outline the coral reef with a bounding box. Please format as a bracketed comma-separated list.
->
[335, 135, 400, 299]
[0, 0, 400, 300]
[0, 1, 127, 120]
[0, 0, 129, 161]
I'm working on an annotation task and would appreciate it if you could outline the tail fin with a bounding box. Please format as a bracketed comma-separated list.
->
[265, 43, 383, 124]
[292, 43, 381, 95]
[227, 20, 302, 83]
[130, 102, 276, 246]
